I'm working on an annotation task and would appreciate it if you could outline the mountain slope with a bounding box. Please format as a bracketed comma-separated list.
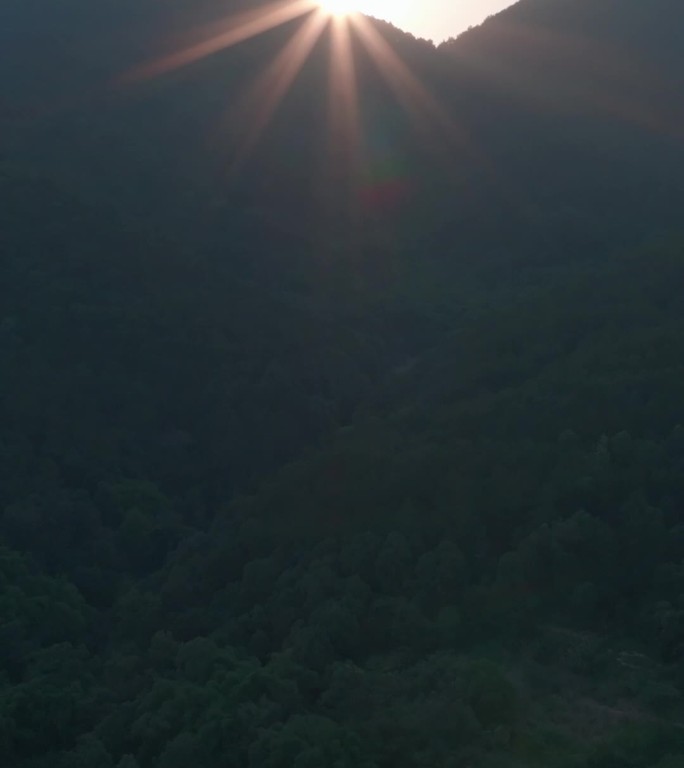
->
[2, 1, 684, 766]
[430, 0, 684, 268]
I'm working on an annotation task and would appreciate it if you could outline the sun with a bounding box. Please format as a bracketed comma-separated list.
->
[319, 0, 358, 17]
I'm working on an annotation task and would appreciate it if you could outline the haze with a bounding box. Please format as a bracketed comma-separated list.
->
[363, 0, 516, 42]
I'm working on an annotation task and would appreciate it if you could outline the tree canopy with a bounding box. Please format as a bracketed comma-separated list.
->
[2, 0, 684, 765]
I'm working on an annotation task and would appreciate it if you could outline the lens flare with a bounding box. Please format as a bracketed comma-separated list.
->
[120, 0, 488, 206]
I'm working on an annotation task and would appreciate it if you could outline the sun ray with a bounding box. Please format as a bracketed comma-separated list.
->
[351, 14, 465, 147]
[121, 0, 318, 83]
[327, 16, 363, 177]
[359, 15, 536, 205]
[228, 9, 330, 169]
[314, 13, 365, 235]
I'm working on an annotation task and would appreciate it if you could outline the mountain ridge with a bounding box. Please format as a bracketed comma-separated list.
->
[2, 1, 684, 766]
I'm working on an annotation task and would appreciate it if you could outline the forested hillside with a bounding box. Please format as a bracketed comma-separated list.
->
[2, 1, 684, 766]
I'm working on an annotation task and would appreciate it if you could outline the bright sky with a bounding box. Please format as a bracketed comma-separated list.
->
[359, 0, 516, 43]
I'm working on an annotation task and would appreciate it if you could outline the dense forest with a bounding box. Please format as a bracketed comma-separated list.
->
[2, 0, 684, 765]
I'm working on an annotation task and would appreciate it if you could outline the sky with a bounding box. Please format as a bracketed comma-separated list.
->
[357, 0, 516, 43]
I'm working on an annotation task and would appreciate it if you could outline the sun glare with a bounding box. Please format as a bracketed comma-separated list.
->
[319, 0, 357, 17]
[123, 0, 469, 193]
